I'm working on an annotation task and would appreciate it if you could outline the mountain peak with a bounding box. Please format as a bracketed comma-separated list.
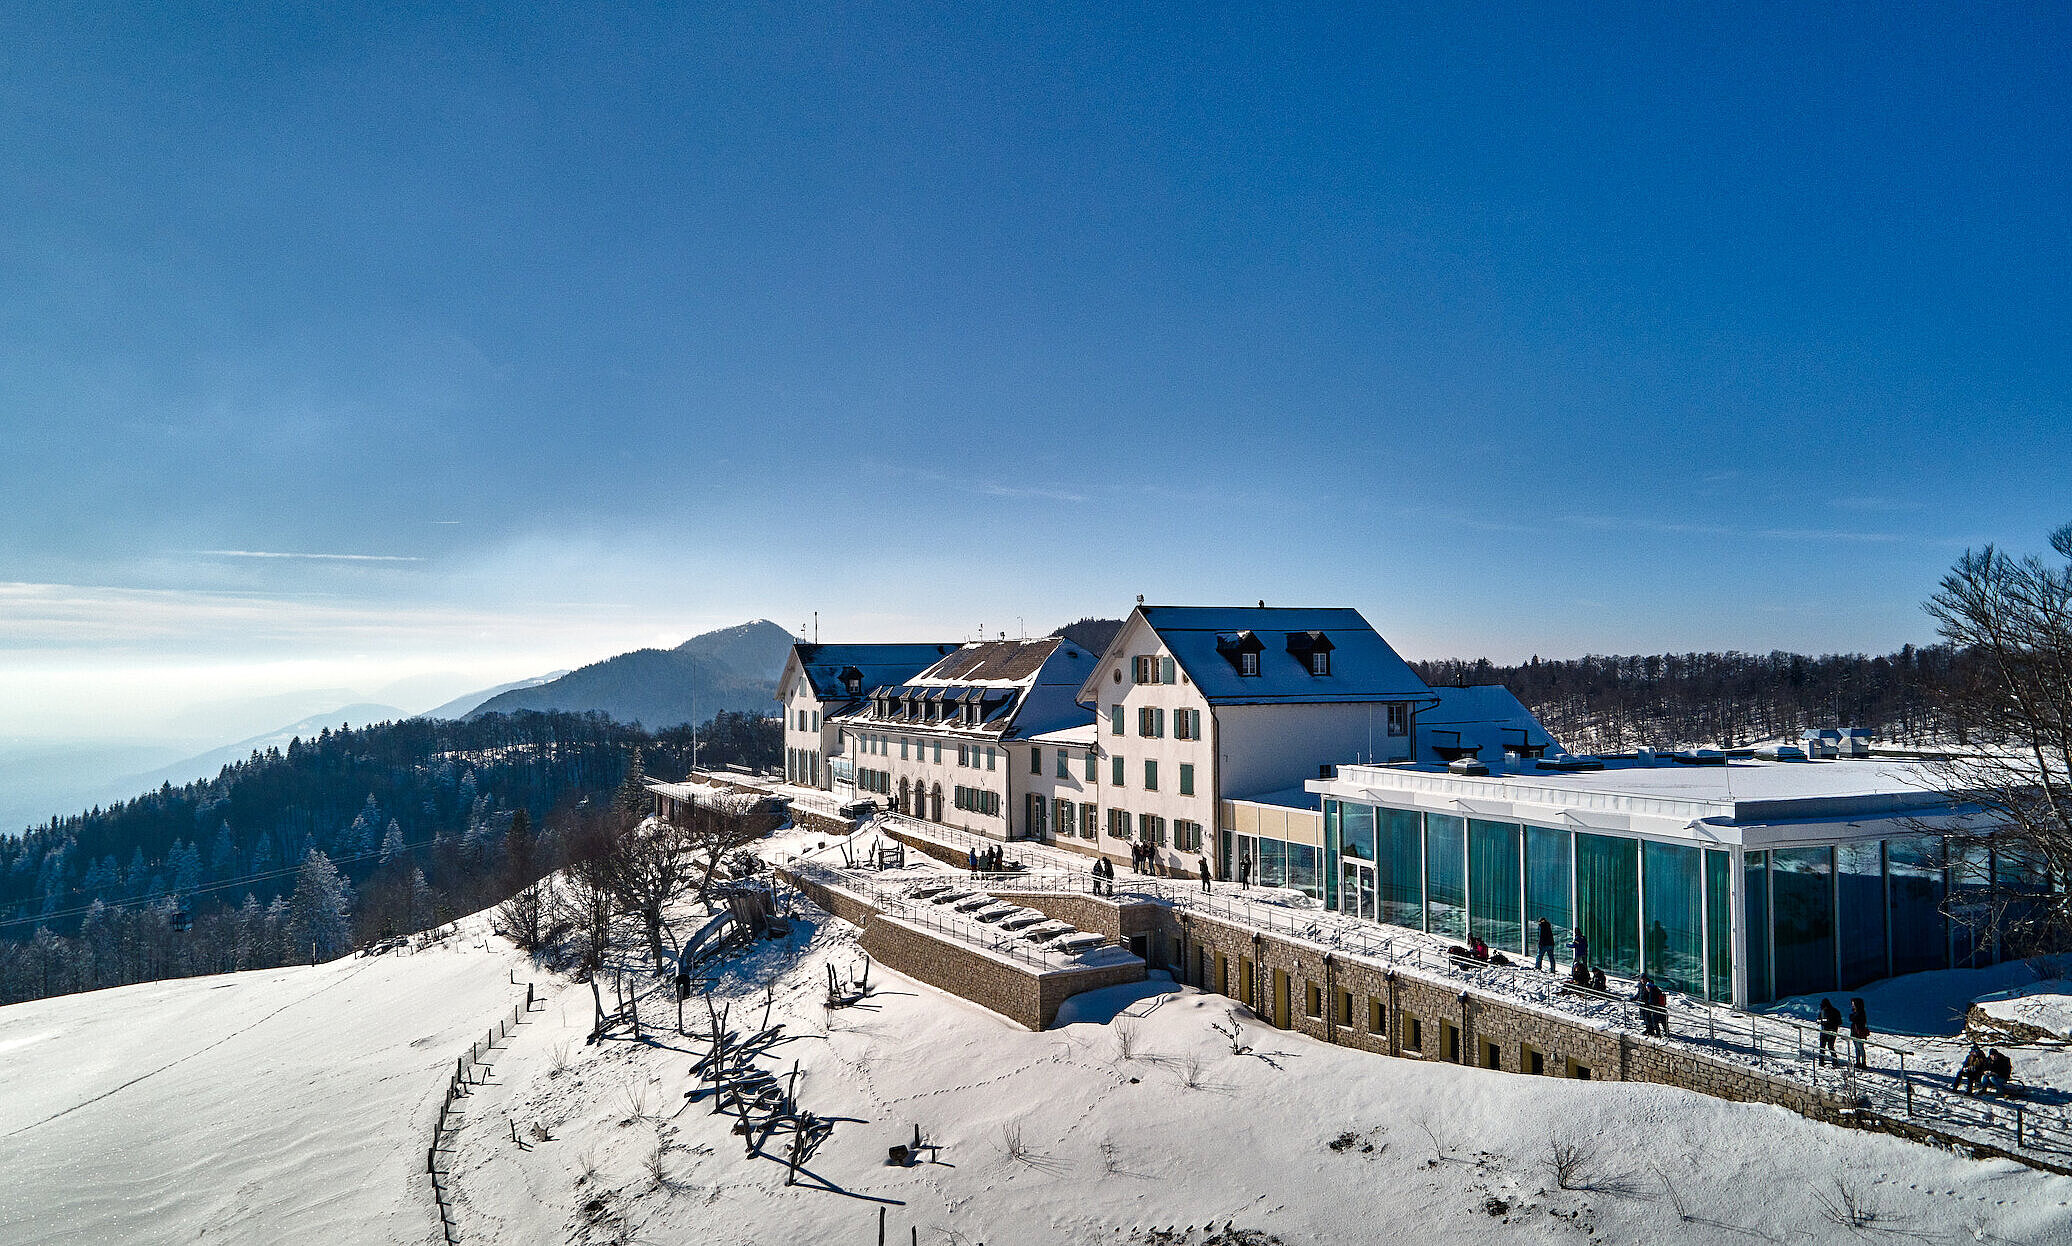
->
[468, 619, 795, 728]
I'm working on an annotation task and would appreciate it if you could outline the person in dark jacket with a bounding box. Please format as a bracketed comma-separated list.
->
[968, 848, 979, 876]
[1983, 1049, 2014, 1095]
[1535, 917, 1557, 973]
[1953, 1043, 1988, 1093]
[1816, 999, 1842, 1066]
[1569, 929, 1589, 972]
[1848, 997, 1871, 1069]
[1590, 967, 1607, 993]
[1198, 855, 1212, 893]
[1635, 973, 1665, 1036]
[1238, 852, 1251, 890]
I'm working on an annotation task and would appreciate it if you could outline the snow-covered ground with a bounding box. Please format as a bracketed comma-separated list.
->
[0, 919, 537, 1246]
[438, 888, 2072, 1245]
[10, 831, 2072, 1246]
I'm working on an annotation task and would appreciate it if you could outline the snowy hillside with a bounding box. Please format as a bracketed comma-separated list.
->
[0, 923, 537, 1246]
[8, 885, 2071, 1245]
[441, 890, 2072, 1246]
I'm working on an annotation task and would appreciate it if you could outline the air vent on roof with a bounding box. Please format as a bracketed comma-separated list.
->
[1669, 749, 1727, 766]
[1448, 757, 1489, 776]
[1756, 744, 1808, 762]
[1535, 754, 1605, 772]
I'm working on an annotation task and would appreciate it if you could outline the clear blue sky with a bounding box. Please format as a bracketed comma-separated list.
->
[4, 3, 2069, 739]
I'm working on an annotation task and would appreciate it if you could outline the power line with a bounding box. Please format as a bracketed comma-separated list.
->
[0, 834, 453, 932]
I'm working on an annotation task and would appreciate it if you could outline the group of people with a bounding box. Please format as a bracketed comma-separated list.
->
[1814, 998, 1874, 1068]
[1089, 856, 1116, 895]
[1953, 1045, 2017, 1095]
[1447, 934, 1515, 967]
[965, 844, 1007, 874]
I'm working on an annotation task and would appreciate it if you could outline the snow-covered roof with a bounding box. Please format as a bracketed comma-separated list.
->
[1313, 754, 1973, 847]
[828, 638, 1097, 741]
[1084, 606, 1431, 706]
[1028, 721, 1099, 746]
[784, 643, 958, 703]
[1415, 685, 1560, 765]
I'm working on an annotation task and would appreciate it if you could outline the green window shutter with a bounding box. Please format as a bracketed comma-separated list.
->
[1111, 705, 1124, 735]
[1112, 755, 1125, 787]
[1160, 656, 1175, 684]
[1180, 763, 1194, 796]
[1144, 759, 1158, 790]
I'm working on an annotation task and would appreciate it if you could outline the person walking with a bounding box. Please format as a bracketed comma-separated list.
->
[1816, 998, 1842, 1067]
[1848, 998, 1870, 1069]
[1534, 917, 1556, 973]
[1198, 854, 1212, 893]
[1635, 973, 1660, 1036]
[1237, 851, 1250, 890]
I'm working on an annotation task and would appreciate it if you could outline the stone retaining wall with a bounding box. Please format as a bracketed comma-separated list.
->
[1161, 907, 1849, 1121]
[777, 867, 1146, 1030]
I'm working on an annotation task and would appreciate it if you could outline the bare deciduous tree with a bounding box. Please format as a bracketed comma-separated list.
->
[1921, 522, 2072, 953]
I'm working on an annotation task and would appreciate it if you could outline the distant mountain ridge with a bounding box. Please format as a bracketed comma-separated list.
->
[466, 619, 795, 728]
[420, 672, 569, 721]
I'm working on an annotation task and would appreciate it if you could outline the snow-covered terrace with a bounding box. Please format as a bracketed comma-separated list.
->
[858, 810, 2072, 1166]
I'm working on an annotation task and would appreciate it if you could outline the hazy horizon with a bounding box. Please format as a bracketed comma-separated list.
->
[6, 7, 2067, 752]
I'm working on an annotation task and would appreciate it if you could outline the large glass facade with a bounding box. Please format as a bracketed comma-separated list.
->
[1837, 841, 1888, 989]
[1424, 814, 1467, 939]
[1378, 808, 1424, 928]
[1525, 826, 1572, 947]
[1309, 800, 2035, 1005]
[1576, 833, 1640, 975]
[1705, 850, 1732, 1002]
[1468, 819, 1523, 951]
[1771, 846, 1835, 998]
[1642, 840, 1704, 995]
[1886, 836, 1946, 977]
[1744, 851, 1770, 1003]
[1258, 837, 1286, 890]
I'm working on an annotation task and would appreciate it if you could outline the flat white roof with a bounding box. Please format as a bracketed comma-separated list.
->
[1311, 755, 1972, 849]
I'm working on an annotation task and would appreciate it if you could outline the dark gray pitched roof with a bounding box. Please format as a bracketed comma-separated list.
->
[1134, 606, 1431, 705]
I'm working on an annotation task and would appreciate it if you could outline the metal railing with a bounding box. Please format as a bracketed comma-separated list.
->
[832, 811, 2072, 1161]
[784, 858, 1097, 972]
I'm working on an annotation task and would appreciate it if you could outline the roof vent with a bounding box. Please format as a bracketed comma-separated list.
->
[1448, 757, 1489, 776]
[1536, 754, 1606, 772]
[1669, 748, 1727, 766]
[1756, 744, 1808, 762]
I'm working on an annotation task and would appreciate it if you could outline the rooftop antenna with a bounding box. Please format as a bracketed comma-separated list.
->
[813, 611, 819, 644]
[1017, 616, 1025, 641]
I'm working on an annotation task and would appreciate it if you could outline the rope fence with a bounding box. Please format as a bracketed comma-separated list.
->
[425, 980, 539, 1244]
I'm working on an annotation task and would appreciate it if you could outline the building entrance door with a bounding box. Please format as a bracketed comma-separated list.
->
[1341, 860, 1376, 922]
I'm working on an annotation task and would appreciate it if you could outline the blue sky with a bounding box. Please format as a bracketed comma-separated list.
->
[3, 4, 2069, 740]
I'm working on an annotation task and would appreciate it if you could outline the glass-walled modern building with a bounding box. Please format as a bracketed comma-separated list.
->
[1300, 756, 2021, 1007]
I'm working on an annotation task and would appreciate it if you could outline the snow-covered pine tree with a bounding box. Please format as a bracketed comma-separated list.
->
[284, 850, 354, 962]
[379, 820, 406, 866]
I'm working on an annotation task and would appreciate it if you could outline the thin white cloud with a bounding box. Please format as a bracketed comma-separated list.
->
[190, 549, 423, 562]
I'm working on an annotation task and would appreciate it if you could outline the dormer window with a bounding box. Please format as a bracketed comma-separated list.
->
[840, 665, 863, 698]
[1215, 630, 1266, 676]
[1285, 630, 1334, 675]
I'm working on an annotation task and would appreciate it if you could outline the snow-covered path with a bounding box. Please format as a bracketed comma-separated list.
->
[0, 925, 538, 1246]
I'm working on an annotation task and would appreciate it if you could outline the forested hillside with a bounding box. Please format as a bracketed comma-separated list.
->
[0, 708, 778, 1005]
[1414, 645, 1962, 754]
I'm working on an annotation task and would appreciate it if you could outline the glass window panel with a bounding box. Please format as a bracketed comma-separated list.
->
[1885, 836, 1946, 977]
[1950, 841, 1994, 968]
[1642, 840, 1704, 996]
[1575, 833, 1640, 976]
[1837, 841, 1888, 990]
[1525, 826, 1572, 953]
[1323, 801, 1341, 910]
[1378, 808, 1424, 929]
[1341, 802, 1376, 862]
[1743, 851, 1771, 1004]
[1286, 842, 1320, 901]
[1705, 850, 1733, 1002]
[1424, 814, 1466, 939]
[1771, 846, 1836, 998]
[1468, 820, 1523, 952]
[1259, 837, 1287, 890]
